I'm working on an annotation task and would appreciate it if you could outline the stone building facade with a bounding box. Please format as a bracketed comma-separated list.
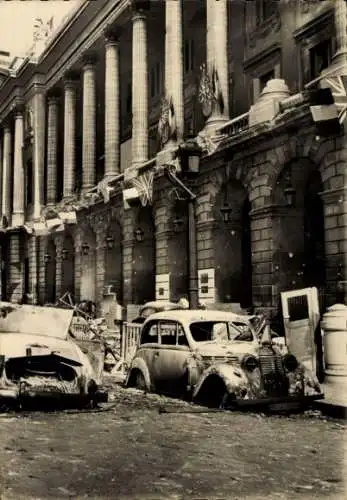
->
[0, 0, 345, 324]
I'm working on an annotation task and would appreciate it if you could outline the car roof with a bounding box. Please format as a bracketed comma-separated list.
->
[143, 309, 252, 324]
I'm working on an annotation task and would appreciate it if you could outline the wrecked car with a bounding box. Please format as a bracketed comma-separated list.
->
[125, 310, 324, 411]
[0, 302, 106, 410]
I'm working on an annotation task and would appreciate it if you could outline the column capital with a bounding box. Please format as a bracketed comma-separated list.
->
[82, 52, 98, 69]
[47, 88, 61, 104]
[104, 26, 122, 45]
[2, 118, 12, 132]
[63, 71, 80, 88]
[131, 0, 150, 19]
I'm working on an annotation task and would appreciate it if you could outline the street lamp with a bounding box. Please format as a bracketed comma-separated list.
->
[220, 203, 233, 223]
[165, 138, 202, 309]
[61, 248, 69, 261]
[134, 228, 144, 242]
[284, 186, 296, 207]
[81, 242, 90, 256]
[178, 137, 203, 176]
[43, 253, 51, 264]
[106, 235, 114, 250]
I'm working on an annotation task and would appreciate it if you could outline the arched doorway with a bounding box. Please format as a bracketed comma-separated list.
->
[213, 180, 252, 308]
[105, 218, 123, 303]
[61, 233, 75, 300]
[79, 225, 97, 302]
[304, 170, 325, 290]
[273, 159, 326, 301]
[133, 206, 155, 304]
[45, 238, 56, 304]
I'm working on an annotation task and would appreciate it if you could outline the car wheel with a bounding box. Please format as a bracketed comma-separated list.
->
[135, 371, 147, 391]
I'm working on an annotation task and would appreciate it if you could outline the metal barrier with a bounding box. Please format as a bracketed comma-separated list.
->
[121, 322, 142, 365]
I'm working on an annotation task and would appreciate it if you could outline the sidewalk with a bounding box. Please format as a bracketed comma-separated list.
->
[313, 379, 347, 419]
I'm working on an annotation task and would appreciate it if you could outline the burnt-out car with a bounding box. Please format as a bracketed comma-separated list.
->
[131, 301, 185, 324]
[0, 302, 106, 410]
[125, 310, 324, 412]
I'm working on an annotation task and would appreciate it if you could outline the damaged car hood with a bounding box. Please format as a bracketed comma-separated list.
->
[196, 341, 258, 359]
[0, 302, 74, 340]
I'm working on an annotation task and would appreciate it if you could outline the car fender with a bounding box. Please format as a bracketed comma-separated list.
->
[192, 363, 249, 400]
[126, 357, 152, 391]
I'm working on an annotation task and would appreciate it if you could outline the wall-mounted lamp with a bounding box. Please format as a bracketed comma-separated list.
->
[284, 186, 296, 208]
[61, 248, 69, 261]
[220, 203, 233, 223]
[81, 242, 90, 256]
[43, 253, 51, 264]
[106, 235, 115, 250]
[134, 228, 144, 242]
[172, 217, 184, 233]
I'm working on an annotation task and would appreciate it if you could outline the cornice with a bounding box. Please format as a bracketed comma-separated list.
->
[319, 186, 347, 204]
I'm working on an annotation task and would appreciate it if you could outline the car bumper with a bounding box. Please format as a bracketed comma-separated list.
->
[0, 388, 108, 410]
[227, 393, 324, 412]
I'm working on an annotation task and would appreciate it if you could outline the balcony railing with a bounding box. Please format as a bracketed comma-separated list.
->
[216, 112, 250, 137]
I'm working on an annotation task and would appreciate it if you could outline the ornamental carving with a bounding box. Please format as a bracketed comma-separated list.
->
[248, 9, 281, 49]
[158, 96, 177, 147]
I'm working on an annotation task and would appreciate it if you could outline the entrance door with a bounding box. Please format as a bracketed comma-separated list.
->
[281, 287, 320, 374]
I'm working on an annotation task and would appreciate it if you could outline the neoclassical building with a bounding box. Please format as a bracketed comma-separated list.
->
[0, 0, 346, 323]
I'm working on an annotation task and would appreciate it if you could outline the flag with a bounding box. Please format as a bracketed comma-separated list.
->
[307, 87, 340, 136]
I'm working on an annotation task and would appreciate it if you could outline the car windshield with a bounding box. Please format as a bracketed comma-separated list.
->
[189, 321, 254, 343]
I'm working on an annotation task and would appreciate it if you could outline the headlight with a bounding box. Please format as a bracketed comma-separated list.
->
[241, 355, 258, 372]
[283, 354, 298, 372]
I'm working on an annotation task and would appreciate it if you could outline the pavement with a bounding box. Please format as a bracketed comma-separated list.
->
[0, 386, 346, 500]
[313, 379, 347, 419]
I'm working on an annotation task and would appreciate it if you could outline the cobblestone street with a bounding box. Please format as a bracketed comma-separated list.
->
[0, 385, 346, 500]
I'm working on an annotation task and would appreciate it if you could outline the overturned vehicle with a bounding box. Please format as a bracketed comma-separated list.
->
[0, 302, 107, 410]
[126, 310, 324, 412]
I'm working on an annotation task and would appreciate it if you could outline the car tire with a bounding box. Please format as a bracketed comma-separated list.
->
[135, 371, 147, 391]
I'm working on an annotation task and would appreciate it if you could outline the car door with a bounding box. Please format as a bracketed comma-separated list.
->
[136, 320, 160, 387]
[151, 321, 191, 395]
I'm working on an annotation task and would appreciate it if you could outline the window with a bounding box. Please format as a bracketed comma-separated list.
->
[140, 322, 158, 345]
[259, 69, 275, 92]
[256, 0, 277, 25]
[189, 321, 254, 343]
[184, 39, 195, 73]
[150, 61, 162, 98]
[159, 321, 189, 347]
[309, 39, 331, 81]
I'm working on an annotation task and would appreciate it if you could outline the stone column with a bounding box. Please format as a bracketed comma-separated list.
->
[55, 235, 64, 299]
[132, 3, 149, 168]
[164, 0, 184, 144]
[205, 0, 229, 132]
[104, 33, 120, 178]
[2, 124, 11, 223]
[82, 56, 96, 192]
[46, 94, 59, 206]
[33, 88, 46, 220]
[333, 0, 347, 62]
[12, 108, 25, 227]
[63, 78, 77, 199]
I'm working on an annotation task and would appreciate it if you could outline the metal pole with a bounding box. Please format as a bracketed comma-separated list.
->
[188, 198, 199, 309]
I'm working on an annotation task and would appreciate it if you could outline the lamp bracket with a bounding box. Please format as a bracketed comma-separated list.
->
[164, 165, 196, 201]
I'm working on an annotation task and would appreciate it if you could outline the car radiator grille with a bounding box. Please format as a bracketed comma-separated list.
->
[259, 347, 288, 397]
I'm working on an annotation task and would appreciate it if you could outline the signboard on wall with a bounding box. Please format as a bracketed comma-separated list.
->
[198, 268, 216, 304]
[155, 273, 170, 301]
